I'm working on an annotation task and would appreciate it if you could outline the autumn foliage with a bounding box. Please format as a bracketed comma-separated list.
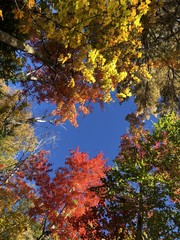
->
[0, 0, 153, 126]
[0, 0, 179, 239]
[0, 148, 107, 239]
[74, 113, 180, 239]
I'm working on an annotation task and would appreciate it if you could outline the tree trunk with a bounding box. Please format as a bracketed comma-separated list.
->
[0, 30, 35, 54]
[135, 213, 143, 240]
[0, 29, 50, 66]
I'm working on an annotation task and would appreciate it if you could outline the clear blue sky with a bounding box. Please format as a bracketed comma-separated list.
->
[34, 98, 137, 168]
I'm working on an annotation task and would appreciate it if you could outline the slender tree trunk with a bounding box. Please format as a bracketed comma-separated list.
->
[136, 185, 143, 240]
[0, 30, 35, 54]
[0, 29, 50, 65]
[135, 213, 143, 240]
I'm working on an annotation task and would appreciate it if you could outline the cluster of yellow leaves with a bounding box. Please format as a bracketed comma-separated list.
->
[12, 0, 35, 20]
[0, 81, 39, 238]
[116, 88, 132, 102]
[0, 199, 34, 240]
[0, 178, 40, 240]
[9, 0, 152, 125]
[0, 80, 37, 168]
[80, 50, 129, 102]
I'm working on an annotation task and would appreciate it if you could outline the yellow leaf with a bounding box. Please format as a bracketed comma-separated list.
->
[145, 0, 151, 4]
[82, 68, 96, 83]
[131, 7, 136, 17]
[116, 92, 126, 99]
[68, 77, 75, 88]
[28, 0, 35, 8]
[0, 9, 3, 20]
[134, 16, 141, 27]
[122, 88, 132, 97]
[58, 53, 71, 64]
[117, 71, 127, 83]
[137, 52, 142, 58]
[13, 9, 24, 19]
[131, 0, 139, 5]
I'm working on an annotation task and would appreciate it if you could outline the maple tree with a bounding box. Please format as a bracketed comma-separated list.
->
[75, 113, 180, 239]
[0, 148, 107, 239]
[0, 0, 179, 126]
[0, 1, 179, 239]
[28, 149, 107, 239]
[0, 1, 179, 126]
[0, 0, 152, 126]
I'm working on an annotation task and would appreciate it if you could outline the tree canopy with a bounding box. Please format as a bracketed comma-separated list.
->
[75, 113, 180, 239]
[0, 0, 179, 239]
[0, 0, 179, 125]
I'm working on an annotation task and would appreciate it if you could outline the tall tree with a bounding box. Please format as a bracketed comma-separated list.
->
[0, 81, 41, 239]
[0, 80, 37, 181]
[133, 0, 180, 116]
[0, 148, 107, 239]
[75, 113, 180, 239]
[0, 169, 41, 240]
[0, 0, 151, 126]
[28, 149, 107, 239]
[0, 1, 179, 126]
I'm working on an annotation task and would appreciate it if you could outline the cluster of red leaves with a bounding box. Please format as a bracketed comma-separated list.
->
[35, 149, 107, 239]
[22, 43, 103, 127]
[119, 114, 169, 167]
[2, 148, 107, 239]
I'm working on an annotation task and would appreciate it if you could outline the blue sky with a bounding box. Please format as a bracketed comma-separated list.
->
[12, 82, 139, 167]
[33, 98, 137, 168]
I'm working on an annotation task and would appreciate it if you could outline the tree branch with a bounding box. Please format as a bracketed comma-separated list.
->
[0, 30, 35, 54]
[0, 29, 50, 65]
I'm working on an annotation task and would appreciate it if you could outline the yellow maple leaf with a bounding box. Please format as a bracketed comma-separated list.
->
[13, 9, 24, 19]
